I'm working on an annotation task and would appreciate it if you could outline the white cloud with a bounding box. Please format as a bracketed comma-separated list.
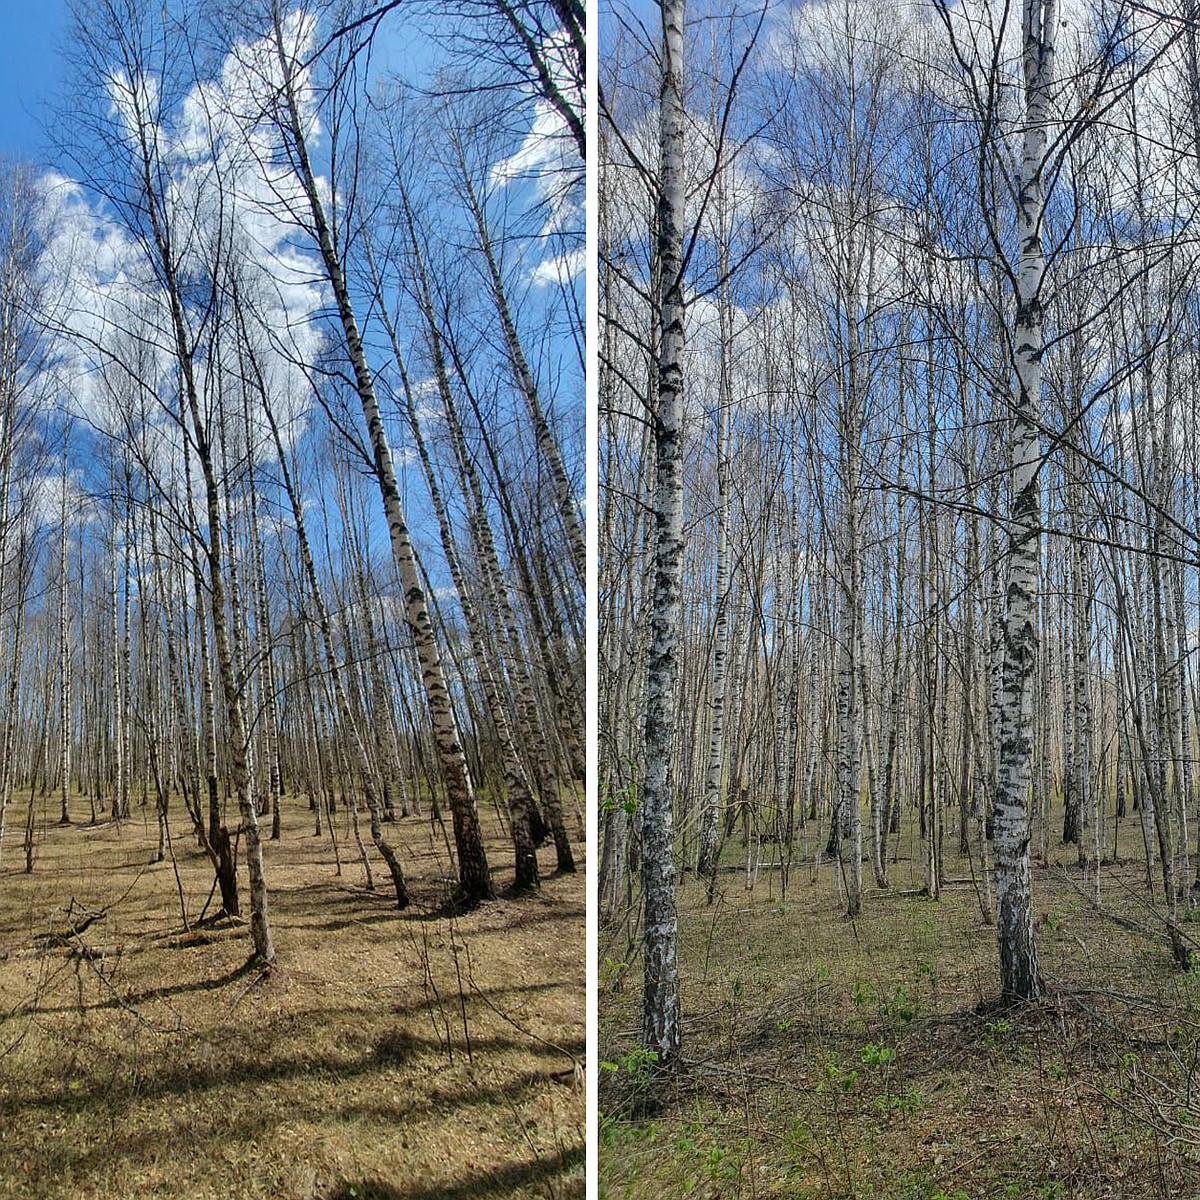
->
[531, 248, 585, 287]
[490, 27, 583, 281]
[37, 9, 329, 460]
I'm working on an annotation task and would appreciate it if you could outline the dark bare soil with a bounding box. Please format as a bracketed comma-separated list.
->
[600, 818, 1200, 1200]
[0, 795, 584, 1200]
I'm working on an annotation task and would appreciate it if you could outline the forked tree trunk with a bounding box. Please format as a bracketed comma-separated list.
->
[372, 225, 548, 889]
[236, 296, 411, 911]
[120, 68, 275, 960]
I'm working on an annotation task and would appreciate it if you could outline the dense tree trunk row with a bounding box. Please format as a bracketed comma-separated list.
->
[602, 0, 1200, 1079]
[0, 0, 583, 965]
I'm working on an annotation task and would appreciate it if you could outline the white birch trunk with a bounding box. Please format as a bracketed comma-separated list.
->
[58, 440, 70, 826]
[642, 0, 686, 1071]
[696, 322, 731, 892]
[993, 0, 1057, 999]
[268, 13, 492, 904]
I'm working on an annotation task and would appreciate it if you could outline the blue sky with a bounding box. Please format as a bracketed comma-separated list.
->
[0, 0, 67, 158]
[13, 1, 580, 609]
[7, 2, 581, 591]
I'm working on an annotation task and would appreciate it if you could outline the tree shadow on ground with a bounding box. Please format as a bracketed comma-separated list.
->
[0, 1027, 583, 1192]
[0, 955, 260, 1023]
[402, 897, 586, 925]
[326, 1144, 585, 1200]
[6, 1017, 578, 1118]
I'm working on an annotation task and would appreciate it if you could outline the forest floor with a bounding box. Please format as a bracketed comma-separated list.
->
[0, 793, 584, 1200]
[599, 816, 1200, 1200]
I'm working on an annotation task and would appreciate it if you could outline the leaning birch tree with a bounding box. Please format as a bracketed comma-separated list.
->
[258, 0, 494, 905]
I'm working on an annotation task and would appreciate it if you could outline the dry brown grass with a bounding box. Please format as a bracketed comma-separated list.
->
[0, 794, 584, 1200]
[600, 819, 1200, 1200]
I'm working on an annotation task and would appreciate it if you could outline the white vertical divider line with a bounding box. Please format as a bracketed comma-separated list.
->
[584, 0, 600, 1191]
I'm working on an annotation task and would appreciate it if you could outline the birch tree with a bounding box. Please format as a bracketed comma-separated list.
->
[641, 0, 686, 1074]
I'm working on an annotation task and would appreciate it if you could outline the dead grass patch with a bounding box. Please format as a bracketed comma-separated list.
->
[0, 798, 583, 1200]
